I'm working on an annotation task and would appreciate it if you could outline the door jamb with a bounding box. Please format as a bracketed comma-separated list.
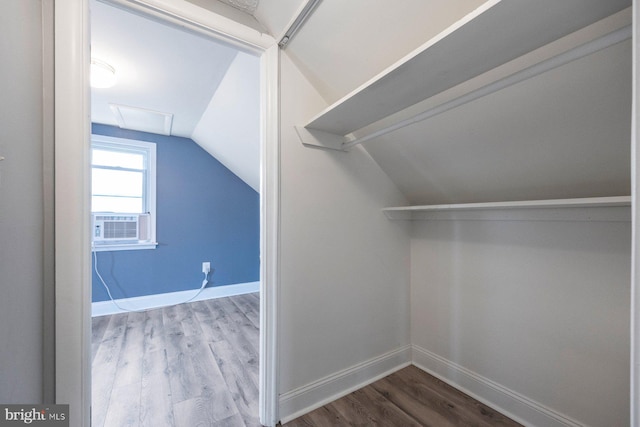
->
[53, 1, 280, 425]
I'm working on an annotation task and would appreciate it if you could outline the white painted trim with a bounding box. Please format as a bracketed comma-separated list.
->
[278, 345, 412, 424]
[385, 196, 631, 213]
[631, 1, 639, 424]
[259, 44, 280, 427]
[91, 134, 158, 247]
[385, 206, 631, 223]
[92, 242, 158, 252]
[102, 0, 274, 53]
[386, 207, 632, 223]
[91, 281, 260, 316]
[55, 3, 279, 427]
[412, 345, 585, 427]
[54, 1, 91, 426]
[42, 0, 56, 403]
[384, 197, 632, 222]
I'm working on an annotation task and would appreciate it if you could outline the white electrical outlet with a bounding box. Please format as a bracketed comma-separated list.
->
[202, 262, 211, 274]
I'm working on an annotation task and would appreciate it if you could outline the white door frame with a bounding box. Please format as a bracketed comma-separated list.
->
[54, 1, 280, 426]
[632, 1, 639, 425]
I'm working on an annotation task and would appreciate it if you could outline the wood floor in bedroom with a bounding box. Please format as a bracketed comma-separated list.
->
[91, 293, 261, 427]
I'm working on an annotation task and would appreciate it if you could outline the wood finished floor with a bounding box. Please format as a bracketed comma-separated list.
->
[282, 365, 522, 427]
[94, 293, 520, 427]
[91, 293, 261, 427]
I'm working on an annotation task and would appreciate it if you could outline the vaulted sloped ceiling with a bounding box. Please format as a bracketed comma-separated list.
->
[90, 0, 262, 190]
[92, 0, 633, 204]
[90, 0, 240, 137]
[365, 39, 631, 204]
[192, 52, 261, 191]
[284, 0, 632, 205]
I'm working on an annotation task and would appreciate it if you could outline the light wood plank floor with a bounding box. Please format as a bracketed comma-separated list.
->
[94, 294, 520, 427]
[283, 365, 522, 427]
[91, 293, 261, 427]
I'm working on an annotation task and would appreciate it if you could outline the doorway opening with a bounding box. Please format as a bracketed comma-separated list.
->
[86, 0, 272, 425]
[54, 0, 279, 423]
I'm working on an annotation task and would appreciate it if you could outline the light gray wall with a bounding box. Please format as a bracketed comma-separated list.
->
[278, 51, 411, 415]
[411, 217, 630, 426]
[633, 3, 640, 423]
[0, 0, 46, 403]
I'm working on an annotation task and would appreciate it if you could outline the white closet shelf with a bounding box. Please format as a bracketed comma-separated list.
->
[383, 196, 631, 221]
[302, 0, 630, 142]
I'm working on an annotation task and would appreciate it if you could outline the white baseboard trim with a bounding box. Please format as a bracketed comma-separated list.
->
[411, 345, 585, 427]
[91, 281, 260, 317]
[278, 345, 412, 424]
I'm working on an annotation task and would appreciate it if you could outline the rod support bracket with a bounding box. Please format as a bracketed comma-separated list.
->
[295, 126, 349, 152]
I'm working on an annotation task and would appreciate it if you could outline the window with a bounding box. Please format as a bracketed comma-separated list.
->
[91, 135, 157, 251]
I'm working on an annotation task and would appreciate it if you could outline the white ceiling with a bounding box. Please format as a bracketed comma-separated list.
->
[192, 51, 261, 191]
[91, 0, 633, 204]
[184, 0, 266, 32]
[90, 0, 240, 137]
[254, 0, 307, 40]
[90, 0, 262, 190]
[218, 0, 259, 14]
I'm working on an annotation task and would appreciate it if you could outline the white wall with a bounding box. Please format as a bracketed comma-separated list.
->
[411, 216, 630, 426]
[0, 0, 46, 403]
[278, 51, 411, 421]
[192, 51, 261, 191]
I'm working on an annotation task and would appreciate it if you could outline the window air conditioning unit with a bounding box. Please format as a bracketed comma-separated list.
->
[92, 213, 150, 243]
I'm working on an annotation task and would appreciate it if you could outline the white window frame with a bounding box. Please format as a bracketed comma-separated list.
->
[91, 134, 157, 251]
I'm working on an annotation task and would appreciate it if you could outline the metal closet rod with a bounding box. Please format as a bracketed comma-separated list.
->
[338, 25, 631, 151]
[279, 0, 323, 49]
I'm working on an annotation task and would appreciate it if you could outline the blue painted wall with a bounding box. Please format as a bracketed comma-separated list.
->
[91, 124, 259, 302]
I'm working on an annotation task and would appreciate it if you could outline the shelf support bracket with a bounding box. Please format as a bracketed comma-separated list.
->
[295, 126, 350, 152]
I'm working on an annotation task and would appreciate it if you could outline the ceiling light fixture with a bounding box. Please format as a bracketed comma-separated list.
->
[90, 58, 117, 88]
